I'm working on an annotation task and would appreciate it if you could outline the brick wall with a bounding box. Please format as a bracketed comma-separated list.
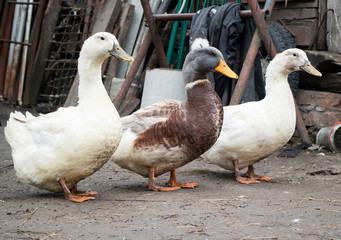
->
[296, 89, 341, 130]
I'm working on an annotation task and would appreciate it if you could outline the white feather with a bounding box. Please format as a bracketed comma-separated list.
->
[4, 32, 125, 192]
[202, 49, 314, 172]
[190, 38, 210, 51]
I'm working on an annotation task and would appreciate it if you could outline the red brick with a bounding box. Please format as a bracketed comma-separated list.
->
[297, 89, 341, 128]
[297, 89, 341, 109]
[304, 110, 341, 128]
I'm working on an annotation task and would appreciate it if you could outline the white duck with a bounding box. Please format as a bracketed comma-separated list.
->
[5, 32, 133, 202]
[202, 48, 321, 184]
[111, 39, 238, 191]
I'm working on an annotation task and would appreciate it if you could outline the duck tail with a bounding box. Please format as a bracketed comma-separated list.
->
[4, 111, 35, 153]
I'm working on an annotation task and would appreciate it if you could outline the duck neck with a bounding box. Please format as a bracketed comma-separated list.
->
[182, 60, 210, 85]
[183, 79, 224, 158]
[185, 79, 223, 116]
[77, 56, 112, 108]
[264, 70, 295, 113]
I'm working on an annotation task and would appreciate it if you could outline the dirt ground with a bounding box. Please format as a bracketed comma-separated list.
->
[0, 101, 340, 240]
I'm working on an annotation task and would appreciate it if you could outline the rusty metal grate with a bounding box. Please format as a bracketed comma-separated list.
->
[37, 1, 94, 111]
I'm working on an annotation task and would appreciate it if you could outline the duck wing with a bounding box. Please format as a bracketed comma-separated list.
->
[8, 107, 81, 150]
[122, 99, 182, 135]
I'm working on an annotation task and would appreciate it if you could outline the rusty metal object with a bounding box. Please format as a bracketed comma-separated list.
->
[295, 99, 311, 145]
[7, 1, 39, 5]
[248, 0, 277, 59]
[230, 0, 276, 105]
[0, 2, 15, 100]
[229, 30, 261, 106]
[153, 9, 270, 21]
[278, 19, 296, 37]
[24, 0, 62, 107]
[0, 39, 32, 46]
[231, 0, 311, 145]
[22, 0, 45, 106]
[114, 36, 152, 109]
[140, 0, 168, 68]
[114, 0, 171, 110]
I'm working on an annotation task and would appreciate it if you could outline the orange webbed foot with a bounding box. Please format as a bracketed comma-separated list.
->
[255, 175, 274, 181]
[236, 176, 259, 184]
[245, 165, 274, 182]
[148, 167, 181, 192]
[166, 169, 198, 189]
[71, 188, 98, 197]
[58, 178, 96, 203]
[149, 185, 181, 192]
[166, 181, 198, 189]
[65, 195, 95, 203]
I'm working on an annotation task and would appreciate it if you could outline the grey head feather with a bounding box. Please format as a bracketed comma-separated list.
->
[182, 44, 224, 84]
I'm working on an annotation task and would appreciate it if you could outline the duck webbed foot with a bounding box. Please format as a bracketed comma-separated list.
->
[233, 159, 259, 184]
[71, 185, 98, 197]
[148, 167, 181, 192]
[166, 169, 198, 188]
[58, 178, 95, 203]
[245, 165, 274, 182]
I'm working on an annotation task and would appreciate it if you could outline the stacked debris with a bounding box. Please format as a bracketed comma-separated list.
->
[0, 0, 135, 112]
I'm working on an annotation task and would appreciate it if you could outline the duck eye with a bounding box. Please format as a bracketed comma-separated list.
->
[209, 51, 215, 56]
[100, 36, 105, 40]
[293, 53, 297, 57]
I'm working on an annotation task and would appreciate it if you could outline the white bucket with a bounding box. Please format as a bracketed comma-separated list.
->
[141, 69, 186, 108]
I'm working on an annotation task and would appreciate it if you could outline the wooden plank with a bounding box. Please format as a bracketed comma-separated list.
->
[0, 2, 15, 100]
[104, 3, 135, 93]
[316, 0, 327, 50]
[116, 0, 145, 79]
[281, 19, 317, 46]
[270, 8, 318, 21]
[326, 0, 341, 53]
[22, 0, 47, 107]
[251, 0, 318, 8]
[91, 0, 123, 33]
[24, 0, 62, 107]
[64, 0, 124, 107]
[299, 51, 341, 93]
[300, 72, 341, 94]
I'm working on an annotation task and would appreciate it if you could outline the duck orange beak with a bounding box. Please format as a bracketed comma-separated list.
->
[215, 59, 238, 79]
[300, 60, 322, 77]
[109, 44, 134, 62]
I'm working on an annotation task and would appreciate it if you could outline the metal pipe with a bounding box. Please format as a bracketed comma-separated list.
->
[0, 2, 15, 100]
[230, 0, 276, 105]
[248, 0, 277, 59]
[153, 9, 270, 21]
[6, 0, 28, 103]
[231, 0, 311, 145]
[113, 0, 171, 110]
[8, 1, 39, 5]
[113, 36, 151, 109]
[18, 0, 34, 106]
[140, 0, 168, 68]
[3, 0, 22, 99]
[278, 19, 296, 37]
[229, 30, 261, 105]
[0, 39, 32, 46]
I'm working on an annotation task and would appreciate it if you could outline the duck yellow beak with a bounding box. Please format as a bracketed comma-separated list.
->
[300, 60, 322, 77]
[215, 59, 238, 79]
[109, 45, 134, 62]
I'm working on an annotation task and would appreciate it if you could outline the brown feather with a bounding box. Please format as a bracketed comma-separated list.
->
[133, 80, 223, 176]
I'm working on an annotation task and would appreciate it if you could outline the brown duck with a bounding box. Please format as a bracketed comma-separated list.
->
[111, 39, 238, 191]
